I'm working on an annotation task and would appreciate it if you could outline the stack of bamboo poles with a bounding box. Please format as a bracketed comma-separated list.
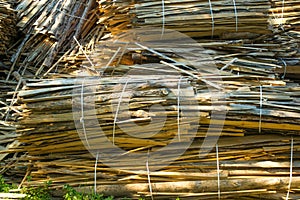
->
[268, 0, 300, 30]
[0, 0, 300, 199]
[4, 38, 299, 199]
[0, 70, 20, 177]
[0, 40, 20, 177]
[0, 1, 17, 55]
[131, 0, 272, 39]
[6, 0, 100, 80]
[268, 0, 300, 81]
[99, 0, 272, 38]
[0, 0, 102, 182]
[202, 31, 300, 79]
[0, 1, 22, 179]
[96, 0, 300, 81]
[48, 30, 300, 82]
[98, 0, 300, 39]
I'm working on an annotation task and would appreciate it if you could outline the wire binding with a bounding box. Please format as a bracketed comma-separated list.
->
[80, 79, 91, 150]
[113, 79, 129, 145]
[232, 0, 238, 31]
[161, 0, 165, 39]
[208, 0, 215, 38]
[177, 77, 183, 141]
[103, 47, 121, 75]
[216, 143, 221, 200]
[259, 85, 263, 133]
[94, 152, 99, 194]
[281, 0, 285, 21]
[146, 149, 154, 200]
[286, 137, 294, 200]
[280, 58, 287, 79]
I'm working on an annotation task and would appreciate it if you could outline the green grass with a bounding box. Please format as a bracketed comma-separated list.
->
[21, 180, 52, 200]
[0, 175, 114, 200]
[0, 176, 180, 200]
[0, 175, 16, 192]
[63, 184, 114, 200]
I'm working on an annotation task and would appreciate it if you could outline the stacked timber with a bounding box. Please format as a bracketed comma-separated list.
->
[0, 1, 17, 55]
